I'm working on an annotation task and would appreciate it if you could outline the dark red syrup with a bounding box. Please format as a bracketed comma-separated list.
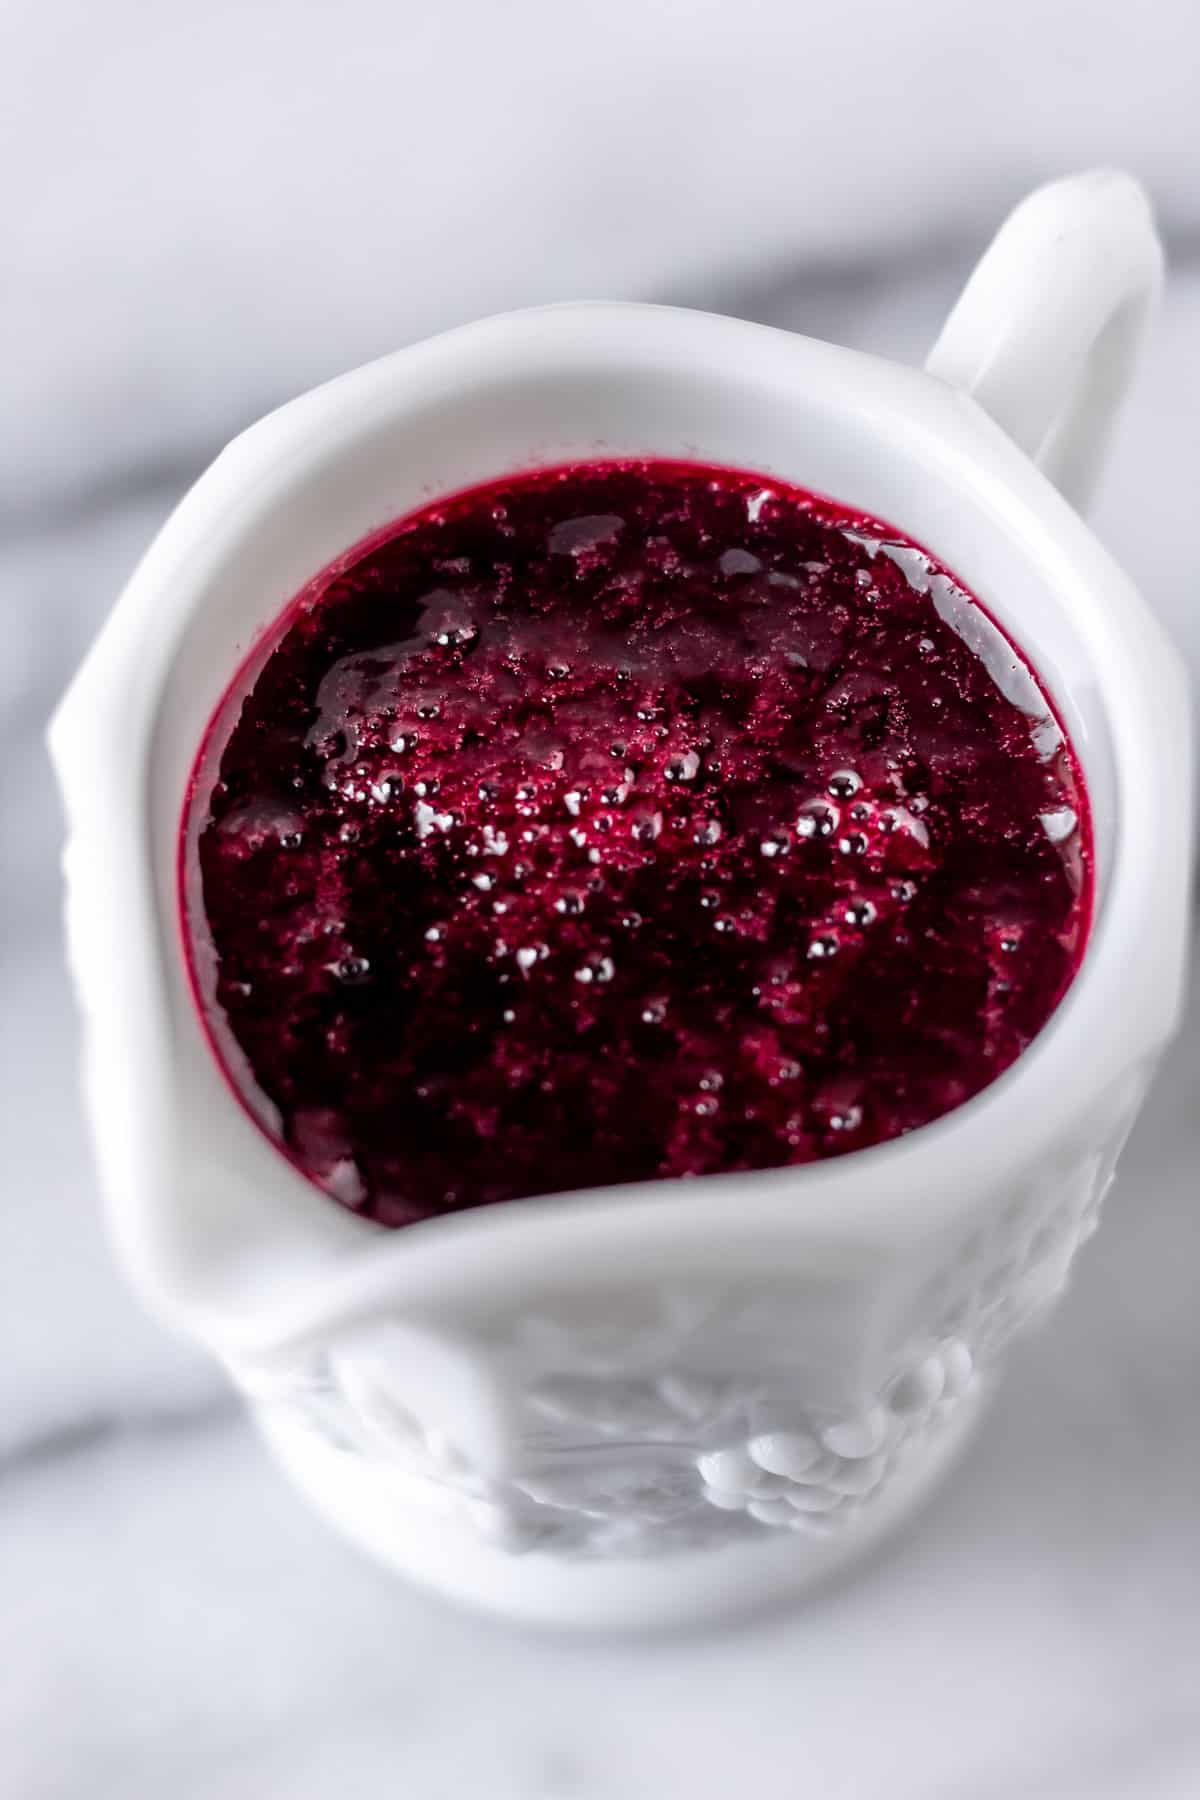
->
[184, 461, 1091, 1227]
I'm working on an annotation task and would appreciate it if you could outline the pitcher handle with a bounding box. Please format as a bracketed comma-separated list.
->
[925, 169, 1163, 513]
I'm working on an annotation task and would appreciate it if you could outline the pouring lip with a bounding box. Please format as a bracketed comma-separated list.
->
[48, 301, 1193, 1357]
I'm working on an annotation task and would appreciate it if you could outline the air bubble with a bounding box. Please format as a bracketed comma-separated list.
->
[838, 832, 868, 856]
[664, 750, 701, 783]
[828, 769, 862, 800]
[695, 819, 722, 847]
[632, 813, 663, 843]
[414, 801, 455, 839]
[434, 623, 478, 649]
[555, 892, 585, 915]
[333, 955, 371, 984]
[694, 1096, 718, 1116]
[844, 899, 877, 928]
[714, 915, 736, 934]
[575, 955, 615, 985]
[641, 1000, 667, 1025]
[417, 702, 440, 720]
[881, 807, 930, 849]
[829, 1105, 863, 1132]
[808, 934, 839, 960]
[472, 872, 495, 891]
[797, 802, 838, 839]
[760, 831, 790, 859]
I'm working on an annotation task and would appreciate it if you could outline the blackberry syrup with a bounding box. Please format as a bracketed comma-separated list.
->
[185, 461, 1091, 1226]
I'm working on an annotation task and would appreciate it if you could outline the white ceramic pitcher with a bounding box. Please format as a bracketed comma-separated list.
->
[50, 171, 1192, 1629]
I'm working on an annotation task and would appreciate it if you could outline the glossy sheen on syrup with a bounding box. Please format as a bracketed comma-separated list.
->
[186, 462, 1091, 1227]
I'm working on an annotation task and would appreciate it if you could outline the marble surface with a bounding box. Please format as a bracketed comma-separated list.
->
[3, 8, 1199, 1793]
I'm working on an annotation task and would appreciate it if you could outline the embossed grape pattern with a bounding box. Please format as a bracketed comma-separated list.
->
[240, 1101, 1141, 1560]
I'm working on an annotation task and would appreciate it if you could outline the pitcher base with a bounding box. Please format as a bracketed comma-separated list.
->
[259, 1381, 988, 1632]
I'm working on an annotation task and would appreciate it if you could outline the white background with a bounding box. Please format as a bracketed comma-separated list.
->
[2, 5, 1198, 1795]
